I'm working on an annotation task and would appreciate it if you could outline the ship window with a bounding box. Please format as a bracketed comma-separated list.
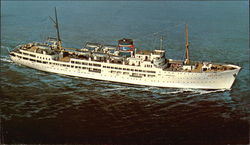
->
[71, 65, 74, 68]
[23, 57, 28, 60]
[71, 61, 75, 63]
[43, 61, 47, 64]
[103, 66, 107, 68]
[30, 59, 35, 62]
[147, 71, 156, 73]
[76, 61, 81, 64]
[89, 68, 101, 73]
[123, 72, 129, 75]
[23, 52, 29, 55]
[67, 65, 70, 67]
[93, 64, 101, 67]
[82, 62, 88, 65]
[30, 54, 36, 57]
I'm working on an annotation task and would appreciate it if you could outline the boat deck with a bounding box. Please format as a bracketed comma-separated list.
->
[59, 56, 71, 62]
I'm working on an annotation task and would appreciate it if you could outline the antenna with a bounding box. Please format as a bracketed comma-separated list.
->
[185, 24, 190, 65]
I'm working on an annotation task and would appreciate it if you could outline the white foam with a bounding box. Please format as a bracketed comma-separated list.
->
[1, 45, 12, 53]
[185, 89, 227, 98]
[0, 56, 13, 63]
[101, 87, 131, 92]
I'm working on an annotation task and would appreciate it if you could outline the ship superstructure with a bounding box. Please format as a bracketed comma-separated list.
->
[9, 8, 241, 90]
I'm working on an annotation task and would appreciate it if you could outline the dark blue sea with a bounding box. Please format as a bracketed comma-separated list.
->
[0, 1, 249, 144]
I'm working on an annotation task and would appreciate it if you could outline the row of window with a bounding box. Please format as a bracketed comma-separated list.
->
[22, 52, 36, 57]
[38, 56, 50, 60]
[110, 70, 155, 77]
[103, 66, 156, 73]
[71, 61, 101, 67]
[21, 52, 52, 60]
[29, 57, 102, 73]
[163, 71, 220, 76]
[28, 58, 49, 64]
[176, 77, 217, 80]
[145, 64, 153, 68]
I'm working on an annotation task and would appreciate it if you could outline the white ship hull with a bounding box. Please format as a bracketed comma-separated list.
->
[10, 55, 240, 90]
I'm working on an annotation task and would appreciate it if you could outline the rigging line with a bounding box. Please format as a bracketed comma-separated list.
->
[4, 46, 10, 53]
[49, 16, 56, 25]
[40, 17, 49, 41]
[152, 36, 157, 49]
[133, 22, 186, 41]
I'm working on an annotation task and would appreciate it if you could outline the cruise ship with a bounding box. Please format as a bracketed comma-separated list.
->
[9, 8, 241, 90]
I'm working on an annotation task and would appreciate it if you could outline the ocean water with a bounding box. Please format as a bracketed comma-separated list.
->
[0, 1, 249, 144]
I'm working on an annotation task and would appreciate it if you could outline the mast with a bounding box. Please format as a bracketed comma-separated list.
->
[54, 7, 62, 49]
[185, 24, 190, 65]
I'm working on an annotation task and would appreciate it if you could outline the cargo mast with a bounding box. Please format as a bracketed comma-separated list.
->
[185, 24, 190, 65]
[49, 7, 62, 50]
[55, 7, 62, 49]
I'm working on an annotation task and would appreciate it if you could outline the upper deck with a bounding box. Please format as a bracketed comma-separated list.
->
[12, 41, 239, 74]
